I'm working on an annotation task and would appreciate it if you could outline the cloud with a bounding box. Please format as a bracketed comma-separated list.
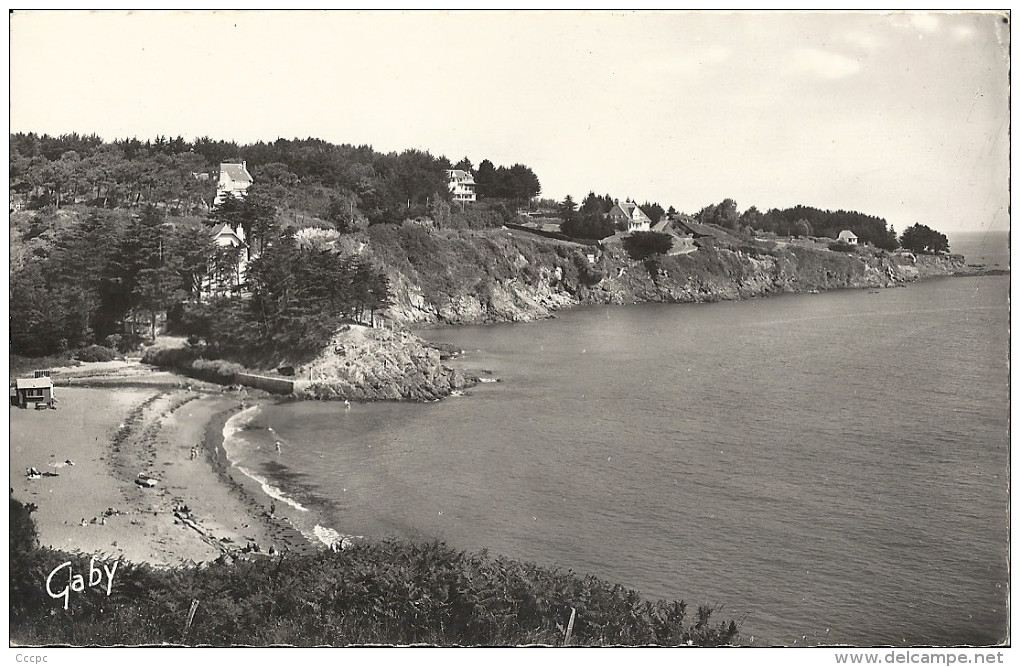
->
[787, 47, 862, 80]
[838, 29, 884, 52]
[888, 12, 944, 34]
[951, 24, 977, 41]
[910, 13, 941, 33]
[645, 46, 731, 78]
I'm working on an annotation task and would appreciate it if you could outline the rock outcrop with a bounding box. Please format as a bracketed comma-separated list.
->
[293, 325, 471, 402]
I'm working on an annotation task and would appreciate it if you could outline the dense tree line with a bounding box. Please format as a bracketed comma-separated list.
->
[11, 133, 547, 227]
[10, 206, 215, 355]
[756, 205, 898, 249]
[10, 195, 391, 362]
[695, 199, 900, 250]
[470, 159, 541, 204]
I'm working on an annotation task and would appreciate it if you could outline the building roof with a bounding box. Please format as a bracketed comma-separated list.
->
[16, 377, 53, 390]
[447, 169, 475, 183]
[213, 223, 246, 244]
[837, 229, 858, 239]
[609, 201, 650, 222]
[220, 162, 253, 184]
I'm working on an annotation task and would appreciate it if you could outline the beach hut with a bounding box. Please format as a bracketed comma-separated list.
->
[15, 376, 55, 409]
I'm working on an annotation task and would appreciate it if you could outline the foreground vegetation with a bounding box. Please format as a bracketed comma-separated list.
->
[10, 498, 738, 646]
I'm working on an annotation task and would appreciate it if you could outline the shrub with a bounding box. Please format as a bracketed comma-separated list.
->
[103, 333, 146, 353]
[9, 527, 740, 646]
[190, 358, 246, 384]
[10, 497, 40, 619]
[828, 241, 856, 253]
[623, 231, 673, 260]
[141, 346, 200, 368]
[74, 344, 119, 362]
[141, 347, 246, 385]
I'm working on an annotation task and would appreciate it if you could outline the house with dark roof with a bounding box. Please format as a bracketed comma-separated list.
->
[607, 200, 651, 232]
[215, 161, 254, 205]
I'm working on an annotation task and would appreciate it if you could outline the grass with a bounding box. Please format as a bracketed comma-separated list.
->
[9, 353, 78, 379]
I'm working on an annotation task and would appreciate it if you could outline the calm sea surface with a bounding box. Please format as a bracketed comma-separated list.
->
[227, 233, 1009, 646]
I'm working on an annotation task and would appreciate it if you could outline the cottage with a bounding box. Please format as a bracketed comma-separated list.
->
[215, 161, 254, 205]
[446, 169, 476, 203]
[14, 377, 55, 409]
[607, 199, 651, 233]
[836, 229, 858, 245]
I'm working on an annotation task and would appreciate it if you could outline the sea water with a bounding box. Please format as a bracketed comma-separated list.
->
[225, 236, 1009, 646]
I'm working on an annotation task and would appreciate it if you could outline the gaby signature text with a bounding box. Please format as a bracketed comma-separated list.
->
[46, 558, 119, 609]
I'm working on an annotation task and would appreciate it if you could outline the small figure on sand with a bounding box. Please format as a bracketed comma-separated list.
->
[275, 441, 282, 453]
[190, 446, 198, 460]
[344, 400, 351, 411]
[269, 501, 276, 517]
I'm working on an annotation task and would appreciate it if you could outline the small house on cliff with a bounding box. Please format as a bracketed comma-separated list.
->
[837, 230, 859, 245]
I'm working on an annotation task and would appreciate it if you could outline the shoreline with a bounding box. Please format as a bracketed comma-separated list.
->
[200, 402, 322, 557]
[9, 376, 323, 567]
[10, 270, 1007, 567]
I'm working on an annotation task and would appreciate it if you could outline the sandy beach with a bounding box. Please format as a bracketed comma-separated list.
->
[10, 364, 319, 566]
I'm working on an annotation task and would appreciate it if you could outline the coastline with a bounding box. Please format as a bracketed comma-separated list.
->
[10, 264, 1006, 568]
[9, 370, 323, 567]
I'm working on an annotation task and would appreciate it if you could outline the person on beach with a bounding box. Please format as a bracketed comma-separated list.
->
[275, 441, 282, 453]
[344, 400, 351, 410]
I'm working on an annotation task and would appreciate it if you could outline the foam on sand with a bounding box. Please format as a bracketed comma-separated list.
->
[235, 466, 309, 512]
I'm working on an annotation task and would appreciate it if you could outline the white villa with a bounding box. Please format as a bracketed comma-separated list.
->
[446, 169, 476, 203]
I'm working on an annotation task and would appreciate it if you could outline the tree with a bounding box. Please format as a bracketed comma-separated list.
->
[453, 157, 473, 172]
[474, 159, 496, 199]
[696, 199, 738, 229]
[558, 195, 578, 226]
[738, 205, 764, 230]
[792, 219, 813, 237]
[641, 202, 666, 224]
[899, 223, 950, 254]
[207, 188, 277, 256]
[561, 192, 617, 240]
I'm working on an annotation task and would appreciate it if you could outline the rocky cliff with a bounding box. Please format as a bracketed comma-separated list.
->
[296, 227, 970, 402]
[358, 225, 970, 327]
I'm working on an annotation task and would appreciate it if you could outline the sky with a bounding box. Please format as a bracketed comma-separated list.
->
[8, 10, 1011, 233]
